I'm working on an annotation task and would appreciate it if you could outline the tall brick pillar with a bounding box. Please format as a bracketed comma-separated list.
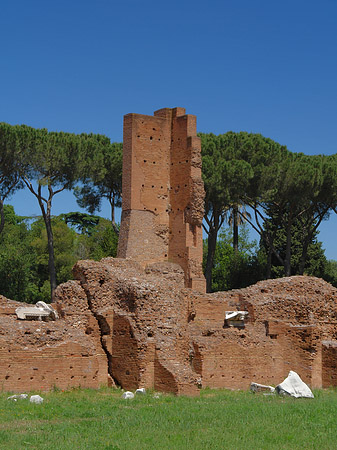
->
[117, 107, 206, 293]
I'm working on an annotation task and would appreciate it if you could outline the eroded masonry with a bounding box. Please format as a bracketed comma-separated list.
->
[118, 107, 206, 292]
[1, 107, 337, 395]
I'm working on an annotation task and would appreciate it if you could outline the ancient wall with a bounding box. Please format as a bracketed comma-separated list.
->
[0, 290, 108, 392]
[2, 260, 337, 394]
[118, 107, 206, 293]
[186, 276, 337, 390]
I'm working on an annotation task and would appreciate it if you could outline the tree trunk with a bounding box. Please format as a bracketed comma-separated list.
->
[299, 237, 310, 275]
[110, 192, 119, 235]
[299, 210, 328, 275]
[233, 205, 239, 254]
[205, 214, 220, 293]
[45, 212, 57, 299]
[0, 199, 5, 235]
[266, 244, 272, 279]
[37, 189, 57, 301]
[284, 216, 292, 277]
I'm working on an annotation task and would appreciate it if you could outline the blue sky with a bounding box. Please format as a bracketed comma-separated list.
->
[1, 0, 337, 257]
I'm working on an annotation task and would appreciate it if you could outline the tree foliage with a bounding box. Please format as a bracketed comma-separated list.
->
[200, 131, 287, 291]
[2, 120, 337, 301]
[200, 131, 337, 285]
[0, 207, 119, 302]
[0, 123, 120, 299]
[0, 206, 36, 301]
[74, 141, 122, 233]
[0, 123, 25, 233]
[207, 225, 263, 292]
[258, 211, 327, 279]
[62, 212, 100, 236]
[244, 153, 334, 277]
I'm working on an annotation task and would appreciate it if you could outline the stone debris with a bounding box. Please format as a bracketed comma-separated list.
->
[276, 371, 314, 398]
[122, 391, 134, 399]
[15, 301, 58, 321]
[250, 382, 275, 394]
[36, 302, 59, 320]
[225, 311, 248, 327]
[30, 394, 44, 404]
[7, 394, 28, 400]
[135, 388, 146, 395]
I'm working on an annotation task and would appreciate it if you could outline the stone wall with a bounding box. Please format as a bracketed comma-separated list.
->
[0, 290, 108, 392]
[1, 263, 337, 394]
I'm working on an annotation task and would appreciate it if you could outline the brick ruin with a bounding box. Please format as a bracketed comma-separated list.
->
[1, 107, 337, 394]
[118, 107, 205, 293]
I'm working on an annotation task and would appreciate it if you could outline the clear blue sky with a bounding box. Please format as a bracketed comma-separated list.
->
[1, 0, 337, 257]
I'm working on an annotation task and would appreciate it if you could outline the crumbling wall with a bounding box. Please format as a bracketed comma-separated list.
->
[2, 267, 337, 394]
[186, 276, 337, 390]
[0, 290, 108, 392]
[70, 258, 199, 396]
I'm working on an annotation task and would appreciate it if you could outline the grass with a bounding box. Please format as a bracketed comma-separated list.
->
[0, 387, 337, 449]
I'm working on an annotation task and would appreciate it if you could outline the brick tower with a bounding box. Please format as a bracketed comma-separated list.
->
[117, 107, 206, 293]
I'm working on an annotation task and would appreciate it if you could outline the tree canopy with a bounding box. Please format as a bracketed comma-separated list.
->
[0, 207, 119, 303]
[200, 131, 337, 289]
[0, 123, 121, 299]
[200, 131, 288, 291]
[74, 141, 122, 233]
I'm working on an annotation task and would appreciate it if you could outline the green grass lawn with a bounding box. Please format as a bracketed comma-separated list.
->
[0, 387, 336, 449]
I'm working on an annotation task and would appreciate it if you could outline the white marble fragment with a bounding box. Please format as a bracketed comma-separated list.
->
[36, 301, 59, 319]
[135, 388, 146, 395]
[30, 394, 44, 404]
[122, 391, 134, 399]
[250, 382, 275, 393]
[225, 311, 248, 327]
[276, 371, 314, 398]
[7, 394, 28, 400]
[16, 302, 58, 321]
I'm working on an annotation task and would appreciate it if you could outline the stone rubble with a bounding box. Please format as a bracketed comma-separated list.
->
[276, 371, 314, 398]
[7, 394, 28, 400]
[122, 391, 134, 399]
[250, 383, 275, 394]
[30, 395, 44, 404]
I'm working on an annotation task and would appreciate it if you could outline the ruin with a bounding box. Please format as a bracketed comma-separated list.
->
[118, 107, 206, 292]
[1, 107, 337, 395]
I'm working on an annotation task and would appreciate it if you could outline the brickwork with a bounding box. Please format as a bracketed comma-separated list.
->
[0, 290, 108, 392]
[2, 261, 337, 394]
[118, 107, 206, 293]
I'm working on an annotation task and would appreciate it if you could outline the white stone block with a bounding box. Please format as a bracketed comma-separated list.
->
[30, 395, 44, 404]
[7, 394, 28, 400]
[225, 311, 248, 327]
[135, 388, 146, 395]
[276, 371, 314, 398]
[122, 391, 134, 399]
[250, 382, 275, 393]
